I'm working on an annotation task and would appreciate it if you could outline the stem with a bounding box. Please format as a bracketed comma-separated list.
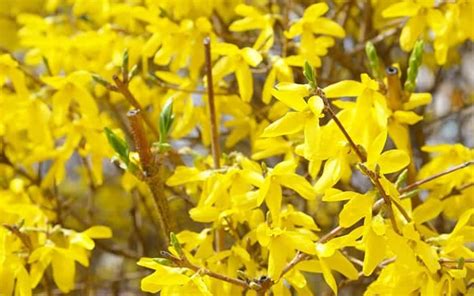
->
[385, 66, 403, 110]
[176, 255, 249, 289]
[203, 37, 221, 169]
[113, 75, 160, 139]
[359, 165, 400, 233]
[127, 110, 172, 245]
[440, 182, 474, 201]
[204, 36, 225, 252]
[399, 161, 474, 193]
[318, 90, 366, 162]
[318, 88, 400, 232]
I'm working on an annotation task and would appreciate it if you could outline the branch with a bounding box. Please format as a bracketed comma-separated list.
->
[112, 74, 160, 139]
[317, 88, 400, 233]
[203, 37, 221, 170]
[204, 37, 225, 252]
[317, 89, 366, 162]
[127, 110, 172, 245]
[399, 161, 474, 194]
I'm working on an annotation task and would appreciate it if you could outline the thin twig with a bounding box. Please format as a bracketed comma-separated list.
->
[112, 75, 159, 139]
[318, 89, 366, 162]
[399, 161, 474, 194]
[203, 37, 221, 169]
[317, 88, 400, 232]
[440, 182, 474, 201]
[204, 36, 225, 252]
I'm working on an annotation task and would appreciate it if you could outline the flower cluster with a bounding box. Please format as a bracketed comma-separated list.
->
[0, 0, 472, 295]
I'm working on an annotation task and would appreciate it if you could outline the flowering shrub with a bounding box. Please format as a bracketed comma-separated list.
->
[0, 0, 473, 295]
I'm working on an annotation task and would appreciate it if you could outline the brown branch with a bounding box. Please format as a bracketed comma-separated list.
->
[0, 47, 46, 87]
[127, 110, 172, 245]
[203, 37, 221, 169]
[440, 182, 474, 201]
[170, 253, 250, 289]
[204, 36, 225, 252]
[148, 74, 233, 96]
[112, 75, 159, 139]
[318, 88, 400, 232]
[318, 89, 366, 162]
[399, 161, 474, 194]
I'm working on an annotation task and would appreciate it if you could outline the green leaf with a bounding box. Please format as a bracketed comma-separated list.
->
[303, 61, 316, 88]
[365, 41, 381, 79]
[122, 49, 129, 73]
[128, 64, 139, 81]
[92, 74, 111, 88]
[104, 127, 129, 164]
[395, 169, 408, 188]
[458, 257, 465, 269]
[405, 40, 424, 92]
[152, 257, 173, 266]
[159, 98, 174, 143]
[170, 232, 184, 257]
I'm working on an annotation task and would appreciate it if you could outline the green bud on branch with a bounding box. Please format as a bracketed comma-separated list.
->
[122, 49, 129, 73]
[365, 41, 381, 79]
[104, 127, 129, 165]
[153, 257, 173, 266]
[404, 40, 424, 93]
[303, 61, 317, 88]
[159, 98, 175, 144]
[170, 232, 184, 257]
[395, 169, 408, 189]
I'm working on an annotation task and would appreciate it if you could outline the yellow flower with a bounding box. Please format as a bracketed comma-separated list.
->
[212, 42, 262, 102]
[262, 82, 324, 161]
[285, 3, 345, 67]
[229, 4, 275, 52]
[256, 222, 316, 279]
[257, 160, 317, 224]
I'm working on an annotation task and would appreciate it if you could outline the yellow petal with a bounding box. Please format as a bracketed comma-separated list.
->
[241, 47, 262, 67]
[166, 167, 212, 186]
[268, 236, 291, 279]
[271, 82, 309, 111]
[322, 80, 365, 98]
[213, 42, 240, 55]
[311, 18, 345, 38]
[265, 182, 282, 223]
[189, 206, 220, 223]
[262, 68, 277, 104]
[279, 174, 316, 200]
[304, 3, 329, 19]
[314, 157, 342, 194]
[307, 96, 324, 116]
[235, 62, 253, 102]
[415, 241, 440, 274]
[339, 194, 373, 228]
[82, 225, 112, 239]
[52, 251, 75, 293]
[388, 121, 410, 151]
[362, 227, 386, 276]
[403, 93, 432, 110]
[284, 231, 316, 254]
[323, 189, 361, 202]
[303, 116, 321, 160]
[413, 198, 443, 224]
[320, 258, 337, 295]
[325, 251, 359, 280]
[367, 130, 387, 163]
[382, 2, 421, 18]
[378, 149, 410, 174]
[393, 110, 423, 125]
[261, 112, 305, 137]
[400, 15, 426, 51]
